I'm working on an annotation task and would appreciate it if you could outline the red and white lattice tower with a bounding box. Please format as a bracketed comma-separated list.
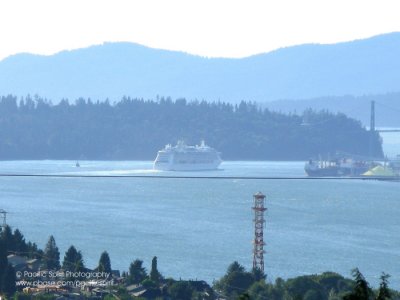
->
[252, 192, 266, 272]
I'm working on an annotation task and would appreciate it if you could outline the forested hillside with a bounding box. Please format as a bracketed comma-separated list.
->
[0, 95, 383, 160]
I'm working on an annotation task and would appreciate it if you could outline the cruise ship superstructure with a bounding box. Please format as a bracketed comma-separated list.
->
[153, 140, 222, 171]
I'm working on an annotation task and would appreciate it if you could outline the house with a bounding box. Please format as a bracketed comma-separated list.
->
[7, 254, 28, 272]
[27, 258, 42, 272]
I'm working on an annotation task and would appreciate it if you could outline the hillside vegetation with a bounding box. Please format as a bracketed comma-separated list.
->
[0, 95, 383, 160]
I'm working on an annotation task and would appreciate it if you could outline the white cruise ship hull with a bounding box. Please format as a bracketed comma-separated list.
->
[154, 160, 221, 171]
[153, 140, 222, 171]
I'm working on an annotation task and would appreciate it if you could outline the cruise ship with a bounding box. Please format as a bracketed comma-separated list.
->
[153, 140, 222, 171]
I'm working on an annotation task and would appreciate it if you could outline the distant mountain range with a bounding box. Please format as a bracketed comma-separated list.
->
[1, 32, 400, 103]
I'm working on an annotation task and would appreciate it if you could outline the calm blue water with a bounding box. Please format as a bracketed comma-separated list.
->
[0, 161, 399, 289]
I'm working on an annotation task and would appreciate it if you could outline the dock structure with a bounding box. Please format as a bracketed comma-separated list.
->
[252, 192, 267, 272]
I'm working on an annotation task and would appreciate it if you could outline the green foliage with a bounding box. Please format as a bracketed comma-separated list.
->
[62, 245, 85, 272]
[213, 261, 255, 299]
[1, 227, 40, 296]
[0, 226, 38, 258]
[43, 235, 60, 270]
[0, 239, 7, 288]
[303, 289, 321, 300]
[26, 241, 43, 259]
[141, 278, 162, 298]
[141, 278, 157, 289]
[167, 281, 195, 300]
[328, 288, 342, 300]
[285, 275, 324, 299]
[227, 261, 245, 274]
[128, 259, 147, 284]
[0, 95, 383, 160]
[0, 226, 13, 250]
[237, 292, 250, 300]
[251, 267, 266, 282]
[114, 286, 134, 300]
[1, 263, 16, 296]
[150, 256, 162, 284]
[13, 292, 32, 300]
[98, 251, 112, 274]
[248, 281, 279, 300]
[12, 229, 28, 255]
[376, 273, 391, 300]
[217, 262, 399, 300]
[343, 268, 372, 300]
[313, 272, 353, 294]
[164, 280, 214, 300]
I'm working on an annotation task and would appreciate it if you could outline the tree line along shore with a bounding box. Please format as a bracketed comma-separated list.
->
[0, 95, 383, 161]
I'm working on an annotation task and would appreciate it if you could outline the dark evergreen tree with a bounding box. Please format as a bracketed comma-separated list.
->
[213, 261, 255, 299]
[13, 292, 32, 300]
[12, 229, 27, 255]
[251, 267, 266, 282]
[1, 263, 16, 296]
[62, 245, 85, 272]
[0, 225, 14, 250]
[26, 241, 42, 259]
[0, 239, 8, 292]
[150, 256, 162, 283]
[285, 275, 324, 299]
[227, 261, 245, 274]
[167, 281, 195, 300]
[376, 273, 391, 300]
[238, 293, 251, 300]
[128, 259, 147, 284]
[98, 251, 112, 274]
[43, 235, 60, 270]
[343, 268, 371, 300]
[247, 281, 274, 300]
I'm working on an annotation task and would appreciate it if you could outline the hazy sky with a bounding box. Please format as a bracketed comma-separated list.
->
[0, 0, 399, 60]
